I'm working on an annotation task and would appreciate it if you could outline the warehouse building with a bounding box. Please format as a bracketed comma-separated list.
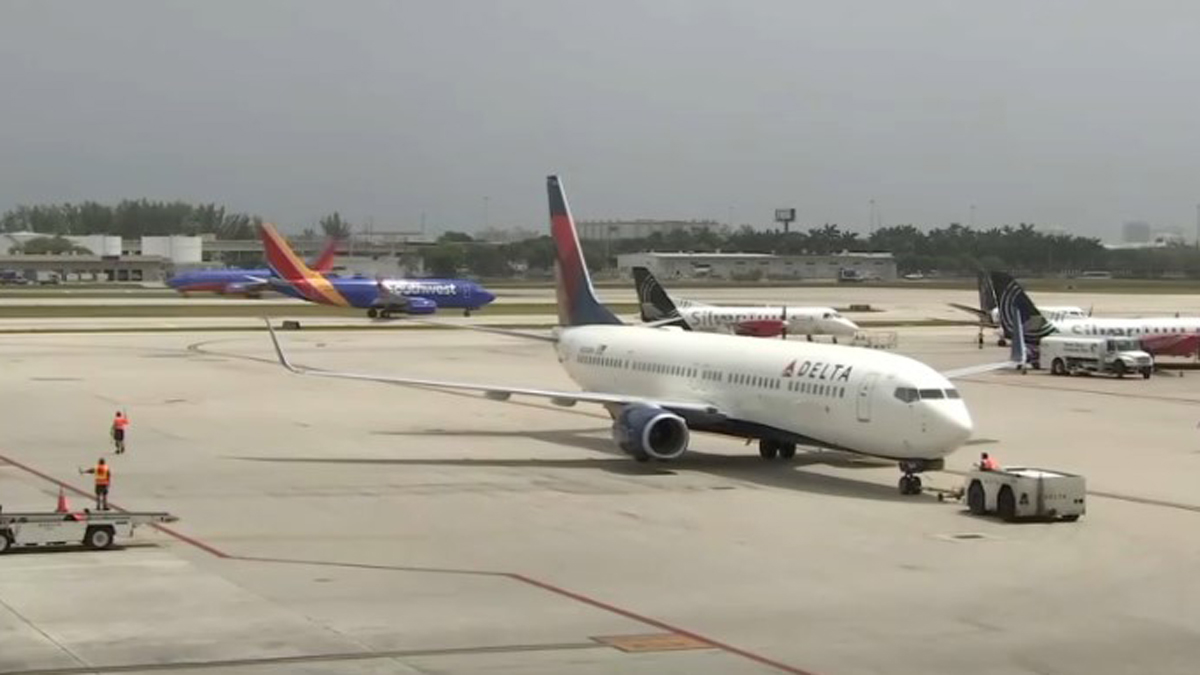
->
[616, 251, 897, 281]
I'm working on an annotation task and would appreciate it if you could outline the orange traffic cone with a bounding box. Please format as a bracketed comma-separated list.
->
[55, 486, 70, 513]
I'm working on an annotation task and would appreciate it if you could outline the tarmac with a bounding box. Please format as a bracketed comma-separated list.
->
[1, 292, 1200, 674]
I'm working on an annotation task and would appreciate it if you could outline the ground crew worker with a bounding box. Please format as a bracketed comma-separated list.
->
[979, 452, 999, 471]
[111, 411, 129, 454]
[81, 458, 111, 510]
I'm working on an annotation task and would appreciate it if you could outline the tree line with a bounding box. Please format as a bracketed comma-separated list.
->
[4, 200, 1199, 278]
[426, 222, 1200, 279]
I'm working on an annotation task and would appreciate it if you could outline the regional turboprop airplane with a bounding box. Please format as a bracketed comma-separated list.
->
[949, 270, 1088, 345]
[993, 271, 1200, 357]
[166, 238, 339, 298]
[259, 223, 496, 318]
[265, 176, 1023, 495]
[633, 266, 859, 340]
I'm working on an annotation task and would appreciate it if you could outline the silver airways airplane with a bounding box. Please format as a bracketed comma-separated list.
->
[950, 270, 1088, 346]
[993, 271, 1200, 358]
[633, 266, 859, 340]
[266, 176, 1022, 495]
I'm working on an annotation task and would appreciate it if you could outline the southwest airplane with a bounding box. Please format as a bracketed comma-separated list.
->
[265, 176, 1022, 495]
[259, 223, 496, 318]
[993, 271, 1200, 357]
[949, 270, 1088, 345]
[166, 238, 338, 298]
[633, 266, 859, 340]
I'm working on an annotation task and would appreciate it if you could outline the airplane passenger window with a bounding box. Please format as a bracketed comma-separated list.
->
[918, 389, 944, 399]
[894, 387, 918, 403]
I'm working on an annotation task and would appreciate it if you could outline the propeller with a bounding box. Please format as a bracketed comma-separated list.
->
[780, 305, 788, 340]
[1088, 304, 1094, 317]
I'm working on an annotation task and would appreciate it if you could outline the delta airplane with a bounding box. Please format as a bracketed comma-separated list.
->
[259, 223, 496, 318]
[166, 238, 338, 298]
[949, 270, 1088, 345]
[633, 266, 859, 340]
[993, 271, 1200, 357]
[265, 176, 1022, 495]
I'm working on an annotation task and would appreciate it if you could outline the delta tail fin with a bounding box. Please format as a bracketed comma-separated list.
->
[632, 266, 687, 326]
[547, 176, 622, 327]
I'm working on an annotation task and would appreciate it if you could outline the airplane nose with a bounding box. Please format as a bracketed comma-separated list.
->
[837, 318, 860, 335]
[931, 403, 974, 452]
[476, 289, 496, 305]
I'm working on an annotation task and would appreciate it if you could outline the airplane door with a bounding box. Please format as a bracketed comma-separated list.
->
[856, 373, 878, 422]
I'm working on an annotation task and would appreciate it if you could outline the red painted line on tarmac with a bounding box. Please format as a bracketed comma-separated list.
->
[507, 573, 820, 675]
[0, 452, 818, 675]
[0, 451, 230, 558]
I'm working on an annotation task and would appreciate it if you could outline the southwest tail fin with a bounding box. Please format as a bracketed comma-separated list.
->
[991, 271, 1054, 344]
[259, 223, 350, 306]
[260, 222, 316, 280]
[310, 237, 339, 273]
[632, 267, 684, 323]
[547, 176, 621, 327]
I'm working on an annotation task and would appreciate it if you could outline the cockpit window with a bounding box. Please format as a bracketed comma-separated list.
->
[945, 389, 961, 399]
[893, 387, 918, 403]
[918, 389, 945, 399]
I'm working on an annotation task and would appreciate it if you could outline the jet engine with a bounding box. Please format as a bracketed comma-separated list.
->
[611, 404, 690, 461]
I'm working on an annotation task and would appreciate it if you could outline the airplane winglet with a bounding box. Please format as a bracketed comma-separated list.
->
[263, 318, 304, 374]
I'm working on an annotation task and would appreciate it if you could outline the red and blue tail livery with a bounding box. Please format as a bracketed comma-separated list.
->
[165, 237, 338, 298]
[259, 223, 495, 319]
[547, 175, 621, 327]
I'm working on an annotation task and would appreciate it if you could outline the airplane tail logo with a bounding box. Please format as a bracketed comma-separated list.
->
[547, 176, 621, 327]
[259, 223, 350, 307]
[977, 269, 998, 316]
[311, 237, 339, 273]
[991, 271, 1054, 344]
[632, 267, 684, 322]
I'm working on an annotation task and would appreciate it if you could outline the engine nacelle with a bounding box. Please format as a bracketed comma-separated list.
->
[611, 404, 690, 461]
[404, 296, 438, 314]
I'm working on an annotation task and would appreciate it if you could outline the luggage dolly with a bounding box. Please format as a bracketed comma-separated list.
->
[0, 510, 179, 553]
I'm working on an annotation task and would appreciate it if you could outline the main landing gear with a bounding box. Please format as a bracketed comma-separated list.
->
[897, 459, 943, 495]
[367, 308, 397, 319]
[758, 439, 797, 460]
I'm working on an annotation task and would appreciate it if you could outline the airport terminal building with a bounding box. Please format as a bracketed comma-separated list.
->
[617, 251, 898, 281]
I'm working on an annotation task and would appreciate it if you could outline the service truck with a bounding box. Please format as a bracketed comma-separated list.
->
[1033, 335, 1153, 379]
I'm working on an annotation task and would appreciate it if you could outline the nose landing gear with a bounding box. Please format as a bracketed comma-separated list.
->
[897, 458, 943, 495]
[899, 474, 922, 495]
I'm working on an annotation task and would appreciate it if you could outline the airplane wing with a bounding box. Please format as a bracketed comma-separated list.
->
[264, 320, 721, 415]
[947, 302, 993, 324]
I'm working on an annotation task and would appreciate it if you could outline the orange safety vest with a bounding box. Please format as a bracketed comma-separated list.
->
[981, 458, 999, 471]
[94, 464, 110, 486]
[113, 416, 129, 430]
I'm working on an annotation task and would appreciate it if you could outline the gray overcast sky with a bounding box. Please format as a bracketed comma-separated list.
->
[2, 0, 1199, 239]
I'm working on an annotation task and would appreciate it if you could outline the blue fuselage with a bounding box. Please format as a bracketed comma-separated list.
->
[273, 276, 496, 312]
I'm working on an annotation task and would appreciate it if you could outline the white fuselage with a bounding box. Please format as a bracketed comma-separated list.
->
[989, 306, 1087, 324]
[1047, 317, 1200, 338]
[555, 325, 972, 461]
[677, 301, 859, 337]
